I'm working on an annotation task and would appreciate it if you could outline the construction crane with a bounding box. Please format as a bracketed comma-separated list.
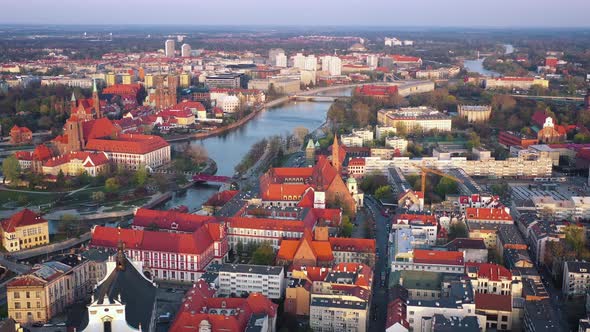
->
[415, 165, 464, 193]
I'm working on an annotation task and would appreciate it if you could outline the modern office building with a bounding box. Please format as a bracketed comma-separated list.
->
[165, 39, 175, 57]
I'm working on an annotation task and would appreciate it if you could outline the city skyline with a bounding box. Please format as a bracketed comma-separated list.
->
[1, 0, 589, 28]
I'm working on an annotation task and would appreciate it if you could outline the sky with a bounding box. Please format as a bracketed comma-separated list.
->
[1, 0, 589, 28]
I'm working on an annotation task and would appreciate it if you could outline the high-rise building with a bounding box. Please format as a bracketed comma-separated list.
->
[305, 55, 317, 71]
[181, 43, 191, 57]
[268, 48, 285, 64]
[165, 39, 175, 57]
[321, 56, 342, 76]
[275, 52, 287, 67]
[293, 53, 306, 69]
[366, 54, 379, 69]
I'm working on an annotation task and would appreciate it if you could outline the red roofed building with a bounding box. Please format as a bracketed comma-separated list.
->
[354, 85, 399, 100]
[276, 229, 375, 268]
[464, 207, 513, 224]
[0, 209, 49, 252]
[9, 125, 32, 145]
[101, 83, 144, 100]
[131, 208, 216, 233]
[170, 280, 278, 332]
[85, 133, 170, 170]
[41, 151, 109, 177]
[537, 116, 567, 144]
[347, 157, 365, 178]
[475, 293, 514, 331]
[90, 222, 228, 282]
[226, 217, 305, 251]
[392, 249, 465, 274]
[260, 151, 358, 214]
[391, 55, 422, 66]
[466, 262, 521, 297]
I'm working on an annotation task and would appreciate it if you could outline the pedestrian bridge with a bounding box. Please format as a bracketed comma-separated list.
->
[193, 174, 232, 183]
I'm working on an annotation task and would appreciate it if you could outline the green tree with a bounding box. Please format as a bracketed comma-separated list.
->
[56, 170, 66, 188]
[466, 132, 481, 149]
[134, 165, 148, 186]
[435, 177, 458, 198]
[2, 155, 21, 183]
[448, 222, 468, 240]
[341, 215, 353, 237]
[374, 185, 393, 201]
[251, 242, 275, 265]
[105, 177, 120, 193]
[564, 225, 585, 253]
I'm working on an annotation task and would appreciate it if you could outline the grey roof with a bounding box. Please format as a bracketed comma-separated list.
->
[524, 299, 558, 331]
[445, 238, 486, 250]
[81, 248, 116, 262]
[497, 224, 526, 246]
[219, 264, 283, 276]
[432, 314, 480, 332]
[566, 261, 590, 274]
[82, 255, 157, 331]
[503, 248, 533, 269]
[407, 278, 474, 309]
[245, 313, 269, 332]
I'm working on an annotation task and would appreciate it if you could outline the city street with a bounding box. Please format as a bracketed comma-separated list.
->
[362, 196, 391, 330]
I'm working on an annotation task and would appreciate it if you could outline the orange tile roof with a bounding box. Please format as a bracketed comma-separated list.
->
[413, 249, 464, 266]
[465, 208, 513, 222]
[132, 208, 215, 232]
[467, 262, 512, 281]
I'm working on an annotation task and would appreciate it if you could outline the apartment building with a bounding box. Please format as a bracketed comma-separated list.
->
[1, 209, 49, 252]
[562, 261, 590, 298]
[310, 291, 369, 332]
[7, 256, 93, 324]
[218, 264, 285, 300]
[378, 107, 452, 133]
[391, 249, 465, 274]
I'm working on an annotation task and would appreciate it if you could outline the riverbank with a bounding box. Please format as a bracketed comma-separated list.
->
[165, 95, 294, 143]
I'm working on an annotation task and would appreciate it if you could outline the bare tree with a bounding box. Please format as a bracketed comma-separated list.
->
[185, 145, 209, 165]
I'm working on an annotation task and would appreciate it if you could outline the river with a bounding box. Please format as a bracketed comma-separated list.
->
[165, 87, 353, 211]
[463, 44, 514, 77]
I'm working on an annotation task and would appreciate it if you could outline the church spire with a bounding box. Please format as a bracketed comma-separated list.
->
[332, 134, 341, 173]
[70, 91, 77, 102]
[92, 78, 98, 93]
[92, 79, 102, 118]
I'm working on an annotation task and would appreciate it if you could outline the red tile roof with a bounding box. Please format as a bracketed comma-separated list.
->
[170, 281, 277, 332]
[82, 117, 122, 141]
[355, 85, 399, 96]
[395, 213, 437, 226]
[203, 190, 239, 207]
[43, 151, 109, 167]
[1, 209, 47, 233]
[90, 224, 220, 255]
[8, 276, 45, 287]
[475, 293, 512, 312]
[329, 237, 375, 253]
[86, 134, 169, 155]
[32, 144, 53, 161]
[465, 208, 513, 222]
[227, 217, 305, 232]
[132, 208, 215, 232]
[467, 262, 512, 281]
[10, 125, 32, 134]
[413, 249, 464, 266]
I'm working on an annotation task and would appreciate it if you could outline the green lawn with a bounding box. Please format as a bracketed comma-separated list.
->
[0, 190, 61, 209]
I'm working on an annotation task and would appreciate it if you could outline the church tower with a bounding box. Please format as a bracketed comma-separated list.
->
[92, 79, 102, 118]
[70, 92, 77, 113]
[331, 134, 341, 173]
[65, 119, 84, 153]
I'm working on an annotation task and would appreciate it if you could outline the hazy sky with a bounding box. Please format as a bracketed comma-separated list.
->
[1, 0, 589, 27]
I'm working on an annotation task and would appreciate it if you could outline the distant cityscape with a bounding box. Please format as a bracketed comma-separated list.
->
[0, 23, 588, 332]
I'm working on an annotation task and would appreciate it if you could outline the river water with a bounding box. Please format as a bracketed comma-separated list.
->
[165, 87, 353, 211]
[463, 44, 514, 77]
